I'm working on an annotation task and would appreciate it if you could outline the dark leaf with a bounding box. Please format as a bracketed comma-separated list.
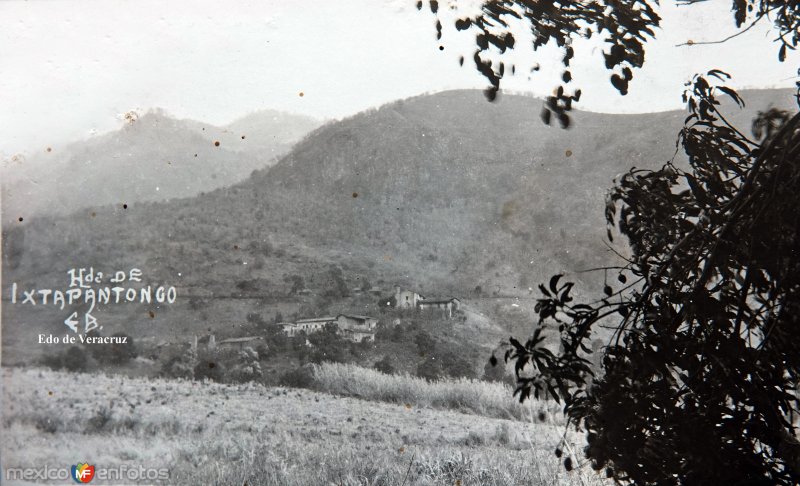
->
[541, 108, 552, 125]
[549, 274, 563, 294]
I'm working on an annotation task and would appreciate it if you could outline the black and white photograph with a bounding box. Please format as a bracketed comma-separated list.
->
[2, 1, 799, 484]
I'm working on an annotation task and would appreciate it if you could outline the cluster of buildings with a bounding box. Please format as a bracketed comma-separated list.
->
[183, 287, 464, 357]
[276, 287, 462, 343]
[280, 314, 378, 343]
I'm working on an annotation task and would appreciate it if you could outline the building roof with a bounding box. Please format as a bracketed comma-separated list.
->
[295, 316, 336, 324]
[419, 298, 460, 305]
[337, 314, 375, 321]
[217, 336, 263, 344]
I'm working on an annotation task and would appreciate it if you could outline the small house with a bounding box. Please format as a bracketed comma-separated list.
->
[335, 314, 377, 342]
[418, 298, 461, 318]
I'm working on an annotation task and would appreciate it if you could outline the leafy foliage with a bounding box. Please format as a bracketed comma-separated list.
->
[194, 352, 226, 382]
[90, 333, 137, 365]
[504, 76, 800, 483]
[161, 346, 197, 380]
[279, 365, 315, 388]
[307, 323, 350, 364]
[423, 0, 660, 125]
[424, 1, 800, 482]
[42, 346, 91, 372]
[425, 0, 798, 124]
[373, 354, 396, 374]
[229, 347, 263, 383]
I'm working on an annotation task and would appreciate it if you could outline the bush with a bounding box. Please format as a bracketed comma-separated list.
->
[414, 331, 436, 356]
[482, 356, 506, 382]
[374, 323, 392, 341]
[416, 356, 444, 381]
[194, 357, 225, 382]
[308, 323, 348, 364]
[236, 279, 260, 292]
[373, 355, 396, 375]
[161, 346, 196, 380]
[440, 351, 477, 380]
[263, 325, 288, 351]
[246, 313, 265, 326]
[229, 347, 262, 383]
[91, 333, 137, 365]
[389, 324, 406, 342]
[323, 266, 348, 298]
[283, 275, 304, 296]
[279, 365, 315, 389]
[42, 346, 91, 372]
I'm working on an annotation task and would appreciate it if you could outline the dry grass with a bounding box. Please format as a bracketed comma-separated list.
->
[309, 362, 561, 422]
[2, 367, 609, 485]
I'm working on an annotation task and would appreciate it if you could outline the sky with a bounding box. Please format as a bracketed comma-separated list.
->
[1, 0, 798, 157]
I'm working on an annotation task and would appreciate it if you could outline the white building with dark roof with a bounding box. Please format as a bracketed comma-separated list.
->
[280, 315, 377, 342]
[417, 298, 461, 318]
[393, 285, 461, 318]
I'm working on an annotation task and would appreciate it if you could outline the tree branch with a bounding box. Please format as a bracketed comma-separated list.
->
[675, 14, 765, 47]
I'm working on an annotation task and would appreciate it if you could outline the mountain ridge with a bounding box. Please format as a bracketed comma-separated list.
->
[2, 88, 796, 366]
[1, 109, 322, 224]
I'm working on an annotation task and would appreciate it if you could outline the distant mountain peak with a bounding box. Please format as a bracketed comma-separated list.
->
[1, 108, 322, 224]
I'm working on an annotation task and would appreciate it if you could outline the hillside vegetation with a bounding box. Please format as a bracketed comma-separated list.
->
[2, 89, 794, 369]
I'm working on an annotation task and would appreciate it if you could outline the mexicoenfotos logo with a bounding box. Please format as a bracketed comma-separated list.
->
[4, 463, 170, 483]
[72, 463, 95, 483]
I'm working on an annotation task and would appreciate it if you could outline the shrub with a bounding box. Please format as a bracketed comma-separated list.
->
[308, 323, 348, 364]
[229, 347, 262, 383]
[91, 333, 137, 365]
[161, 346, 196, 380]
[482, 357, 506, 382]
[279, 365, 315, 389]
[414, 331, 436, 356]
[194, 356, 225, 382]
[85, 405, 113, 434]
[42, 346, 91, 372]
[416, 356, 444, 381]
[440, 351, 477, 380]
[373, 355, 396, 375]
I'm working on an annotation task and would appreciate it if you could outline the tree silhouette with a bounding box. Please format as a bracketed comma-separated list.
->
[509, 76, 800, 483]
[427, 0, 800, 483]
[424, 0, 799, 125]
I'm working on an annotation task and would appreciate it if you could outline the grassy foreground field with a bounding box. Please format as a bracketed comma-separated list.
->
[307, 362, 553, 422]
[2, 367, 609, 485]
